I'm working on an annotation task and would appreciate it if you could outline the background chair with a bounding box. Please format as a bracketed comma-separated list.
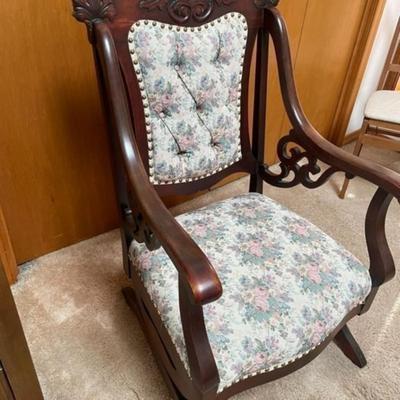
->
[340, 17, 400, 199]
[72, 1, 399, 399]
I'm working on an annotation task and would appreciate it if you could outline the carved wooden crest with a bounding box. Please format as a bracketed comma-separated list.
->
[139, 0, 279, 23]
[72, 0, 280, 26]
[139, 0, 233, 23]
[72, 0, 116, 25]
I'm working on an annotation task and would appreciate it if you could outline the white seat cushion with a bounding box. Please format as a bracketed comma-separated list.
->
[365, 90, 400, 124]
[130, 193, 371, 392]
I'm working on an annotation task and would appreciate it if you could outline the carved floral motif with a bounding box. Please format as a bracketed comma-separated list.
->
[139, 0, 238, 23]
[72, 0, 116, 24]
[72, 0, 281, 26]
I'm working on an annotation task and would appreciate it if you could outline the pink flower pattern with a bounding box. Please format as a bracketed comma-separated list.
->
[129, 14, 247, 183]
[130, 193, 371, 392]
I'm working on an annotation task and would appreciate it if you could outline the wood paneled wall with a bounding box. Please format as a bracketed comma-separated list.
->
[0, 0, 383, 266]
[265, 0, 384, 164]
[0, 1, 119, 264]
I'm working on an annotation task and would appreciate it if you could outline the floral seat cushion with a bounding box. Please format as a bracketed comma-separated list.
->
[130, 193, 371, 392]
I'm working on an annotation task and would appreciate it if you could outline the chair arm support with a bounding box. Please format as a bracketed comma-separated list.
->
[264, 7, 400, 200]
[265, 8, 398, 293]
[365, 188, 395, 287]
[93, 22, 222, 307]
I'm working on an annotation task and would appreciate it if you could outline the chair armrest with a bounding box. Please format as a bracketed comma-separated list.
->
[264, 7, 400, 199]
[265, 7, 397, 297]
[93, 22, 222, 306]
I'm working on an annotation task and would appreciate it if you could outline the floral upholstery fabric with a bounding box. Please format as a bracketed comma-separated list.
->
[129, 193, 371, 392]
[128, 13, 247, 184]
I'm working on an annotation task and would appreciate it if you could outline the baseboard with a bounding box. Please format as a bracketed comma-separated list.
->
[343, 130, 361, 146]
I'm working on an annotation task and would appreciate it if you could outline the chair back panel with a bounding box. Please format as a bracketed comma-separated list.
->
[101, 1, 267, 194]
[128, 13, 247, 184]
[378, 17, 400, 91]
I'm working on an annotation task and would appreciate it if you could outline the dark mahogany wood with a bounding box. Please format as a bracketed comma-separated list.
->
[261, 129, 340, 189]
[249, 23, 269, 194]
[360, 187, 396, 314]
[72, 1, 399, 399]
[334, 325, 367, 368]
[179, 278, 219, 398]
[93, 21, 223, 306]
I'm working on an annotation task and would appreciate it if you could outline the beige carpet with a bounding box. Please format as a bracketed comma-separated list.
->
[12, 145, 400, 400]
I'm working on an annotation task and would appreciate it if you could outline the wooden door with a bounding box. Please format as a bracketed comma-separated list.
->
[0, 0, 119, 264]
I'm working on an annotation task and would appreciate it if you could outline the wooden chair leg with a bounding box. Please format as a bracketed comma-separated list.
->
[339, 121, 368, 199]
[122, 287, 141, 318]
[339, 176, 351, 200]
[123, 287, 189, 399]
[334, 324, 367, 368]
[157, 360, 187, 400]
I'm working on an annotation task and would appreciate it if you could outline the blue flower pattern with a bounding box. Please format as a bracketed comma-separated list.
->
[130, 193, 372, 391]
[128, 14, 247, 183]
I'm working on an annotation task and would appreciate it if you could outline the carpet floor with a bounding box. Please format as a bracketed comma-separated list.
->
[12, 145, 400, 400]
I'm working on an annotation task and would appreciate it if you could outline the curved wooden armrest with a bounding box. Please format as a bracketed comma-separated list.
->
[264, 7, 398, 298]
[93, 22, 222, 307]
[264, 7, 400, 200]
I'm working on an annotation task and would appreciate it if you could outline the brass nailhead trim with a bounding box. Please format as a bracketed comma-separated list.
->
[128, 12, 247, 185]
[129, 249, 368, 394]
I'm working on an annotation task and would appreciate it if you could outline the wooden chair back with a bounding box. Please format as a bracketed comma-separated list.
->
[378, 17, 400, 90]
[73, 0, 272, 198]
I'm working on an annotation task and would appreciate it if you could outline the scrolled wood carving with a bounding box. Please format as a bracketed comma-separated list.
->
[124, 207, 160, 251]
[261, 130, 339, 189]
[168, 0, 213, 23]
[72, 0, 116, 29]
[139, 0, 238, 23]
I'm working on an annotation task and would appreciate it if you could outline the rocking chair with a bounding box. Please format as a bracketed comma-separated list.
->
[72, 1, 399, 399]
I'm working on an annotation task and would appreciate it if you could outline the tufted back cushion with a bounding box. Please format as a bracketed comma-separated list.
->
[128, 13, 248, 185]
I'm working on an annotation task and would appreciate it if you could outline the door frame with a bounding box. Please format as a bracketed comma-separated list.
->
[0, 208, 17, 284]
[0, 259, 43, 399]
[328, 0, 386, 146]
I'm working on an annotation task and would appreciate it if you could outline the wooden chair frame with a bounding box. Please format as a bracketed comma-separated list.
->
[72, 1, 399, 398]
[340, 17, 400, 199]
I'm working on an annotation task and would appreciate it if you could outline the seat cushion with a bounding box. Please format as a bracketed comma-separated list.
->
[365, 90, 400, 124]
[128, 13, 247, 185]
[130, 193, 371, 392]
